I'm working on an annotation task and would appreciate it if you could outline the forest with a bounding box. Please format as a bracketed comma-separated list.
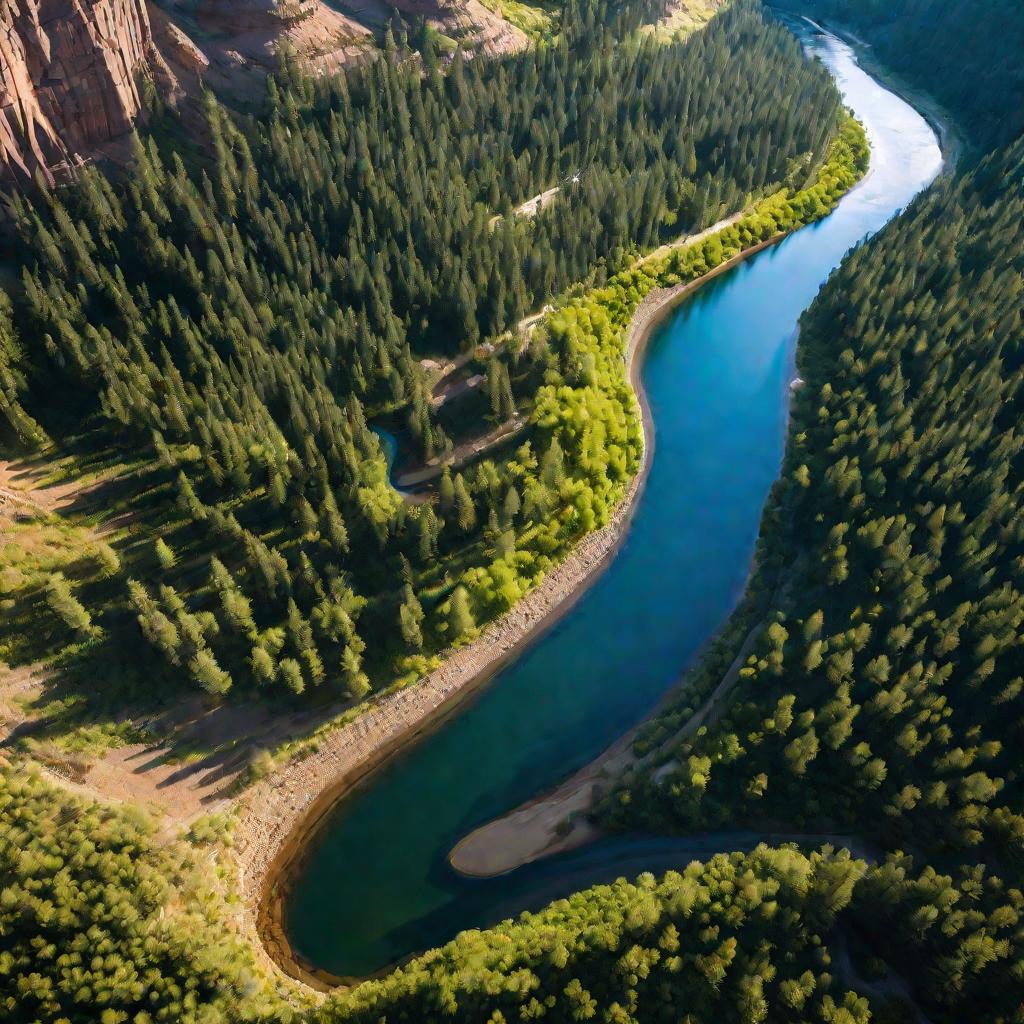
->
[0, 766, 287, 1023]
[0, 0, 843, 712]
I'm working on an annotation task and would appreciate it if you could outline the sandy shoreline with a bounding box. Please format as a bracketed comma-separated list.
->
[447, 239, 795, 881]
[447, 617, 768, 878]
[234, 224, 791, 992]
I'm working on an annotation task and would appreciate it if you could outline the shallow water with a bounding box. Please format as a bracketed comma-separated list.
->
[284, 23, 943, 978]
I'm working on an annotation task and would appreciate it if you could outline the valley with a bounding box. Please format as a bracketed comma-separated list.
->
[1, 2, 1022, 1023]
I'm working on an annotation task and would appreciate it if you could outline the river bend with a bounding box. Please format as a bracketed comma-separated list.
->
[283, 22, 944, 980]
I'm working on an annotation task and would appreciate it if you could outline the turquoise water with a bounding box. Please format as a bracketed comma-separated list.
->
[284, 24, 943, 979]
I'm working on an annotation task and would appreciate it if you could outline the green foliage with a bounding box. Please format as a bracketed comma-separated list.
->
[0, 0, 845, 709]
[44, 572, 95, 638]
[447, 585, 476, 640]
[0, 291, 46, 447]
[319, 845, 869, 1024]
[0, 767, 285, 1023]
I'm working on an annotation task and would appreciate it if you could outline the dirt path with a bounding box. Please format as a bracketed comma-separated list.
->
[515, 184, 561, 217]
[643, 210, 746, 266]
[395, 414, 528, 488]
[432, 371, 485, 408]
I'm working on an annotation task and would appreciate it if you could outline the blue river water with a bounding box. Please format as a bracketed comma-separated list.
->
[284, 22, 944, 978]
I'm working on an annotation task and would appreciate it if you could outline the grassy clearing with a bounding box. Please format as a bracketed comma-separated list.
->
[477, 0, 559, 38]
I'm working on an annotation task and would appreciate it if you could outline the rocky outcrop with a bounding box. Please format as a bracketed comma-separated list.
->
[0, 0, 373, 182]
[0, 0, 179, 183]
[389, 0, 527, 56]
[157, 0, 371, 93]
[442, 0, 528, 56]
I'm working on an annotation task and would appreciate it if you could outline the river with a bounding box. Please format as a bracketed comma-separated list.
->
[282, 21, 944, 981]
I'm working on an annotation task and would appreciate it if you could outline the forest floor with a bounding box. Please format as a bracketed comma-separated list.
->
[0, 457, 100, 518]
[0, 454, 365, 835]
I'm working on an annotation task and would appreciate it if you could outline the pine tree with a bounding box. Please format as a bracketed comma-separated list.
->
[154, 538, 176, 571]
[448, 585, 475, 640]
[399, 583, 425, 650]
[454, 474, 476, 533]
[45, 573, 94, 637]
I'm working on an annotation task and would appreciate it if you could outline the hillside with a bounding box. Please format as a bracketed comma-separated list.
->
[0, 0, 528, 185]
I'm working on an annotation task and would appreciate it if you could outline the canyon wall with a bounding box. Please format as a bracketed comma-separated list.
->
[0, 0, 177, 183]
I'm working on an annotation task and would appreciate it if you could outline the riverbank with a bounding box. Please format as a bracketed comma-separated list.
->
[235, 265, 661, 991]
[237, 225, 803, 991]
[448, 612, 769, 876]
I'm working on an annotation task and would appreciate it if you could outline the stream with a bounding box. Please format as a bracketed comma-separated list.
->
[283, 21, 944, 980]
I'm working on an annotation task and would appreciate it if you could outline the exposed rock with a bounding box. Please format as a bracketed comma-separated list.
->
[154, 0, 372, 97]
[149, 6, 208, 76]
[0, 0, 178, 183]
[390, 0, 527, 56]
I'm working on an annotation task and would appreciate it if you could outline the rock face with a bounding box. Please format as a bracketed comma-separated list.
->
[0, 0, 177, 183]
[389, 0, 527, 57]
[157, 0, 371, 91]
[0, 0, 372, 183]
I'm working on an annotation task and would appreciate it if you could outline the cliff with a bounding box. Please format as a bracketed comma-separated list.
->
[153, 0, 371, 97]
[0, 0, 374, 182]
[0, 0, 177, 183]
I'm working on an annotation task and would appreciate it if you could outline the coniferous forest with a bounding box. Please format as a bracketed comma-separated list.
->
[2, 0, 839, 705]
[2, 0, 1024, 1022]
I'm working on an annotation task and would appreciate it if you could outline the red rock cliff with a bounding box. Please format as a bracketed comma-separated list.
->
[0, 0, 175, 183]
